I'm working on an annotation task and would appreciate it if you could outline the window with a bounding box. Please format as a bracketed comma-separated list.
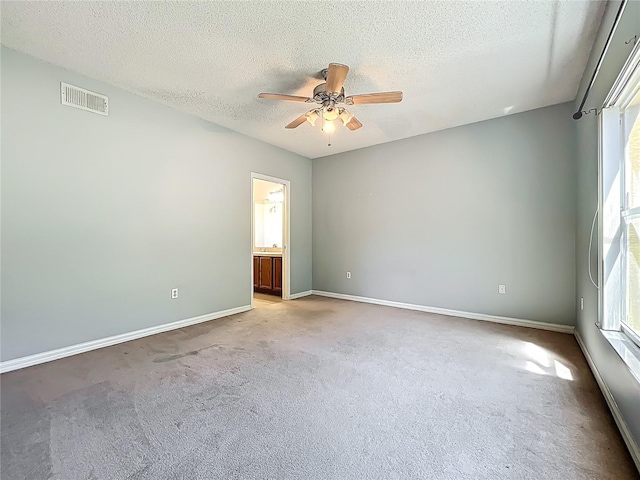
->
[601, 43, 640, 348]
[622, 87, 640, 343]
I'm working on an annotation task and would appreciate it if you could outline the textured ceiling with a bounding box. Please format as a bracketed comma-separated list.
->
[1, 1, 605, 159]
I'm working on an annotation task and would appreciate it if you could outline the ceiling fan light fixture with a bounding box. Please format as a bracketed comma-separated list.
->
[339, 109, 354, 126]
[305, 110, 319, 126]
[323, 107, 339, 121]
[258, 63, 402, 134]
[323, 120, 335, 133]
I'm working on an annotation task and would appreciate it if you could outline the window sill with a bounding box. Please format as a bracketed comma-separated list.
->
[601, 330, 640, 384]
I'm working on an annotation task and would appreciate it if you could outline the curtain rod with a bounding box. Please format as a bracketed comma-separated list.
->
[573, 0, 628, 120]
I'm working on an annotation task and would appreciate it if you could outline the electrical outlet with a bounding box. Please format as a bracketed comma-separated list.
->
[498, 284, 506, 294]
[346, 272, 351, 279]
[580, 297, 584, 310]
[171, 288, 179, 299]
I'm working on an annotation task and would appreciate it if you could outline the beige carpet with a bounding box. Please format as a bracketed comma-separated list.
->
[1, 296, 637, 479]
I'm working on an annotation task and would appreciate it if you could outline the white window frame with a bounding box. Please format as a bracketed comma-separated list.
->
[600, 40, 640, 350]
[622, 322, 640, 348]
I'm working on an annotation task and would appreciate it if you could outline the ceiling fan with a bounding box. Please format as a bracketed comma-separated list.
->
[258, 63, 403, 132]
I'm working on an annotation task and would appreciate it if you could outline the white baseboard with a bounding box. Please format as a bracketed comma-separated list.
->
[289, 290, 312, 300]
[311, 290, 575, 334]
[575, 331, 640, 472]
[0, 305, 252, 374]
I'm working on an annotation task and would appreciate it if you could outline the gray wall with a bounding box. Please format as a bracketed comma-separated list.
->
[313, 103, 576, 326]
[574, 1, 640, 452]
[1, 48, 312, 362]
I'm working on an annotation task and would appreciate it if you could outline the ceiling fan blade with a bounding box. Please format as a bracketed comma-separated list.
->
[258, 93, 311, 102]
[285, 114, 308, 129]
[346, 91, 403, 105]
[325, 63, 349, 94]
[346, 116, 363, 131]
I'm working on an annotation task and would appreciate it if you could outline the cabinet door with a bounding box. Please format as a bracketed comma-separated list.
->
[258, 257, 273, 290]
[273, 257, 282, 293]
[253, 256, 259, 289]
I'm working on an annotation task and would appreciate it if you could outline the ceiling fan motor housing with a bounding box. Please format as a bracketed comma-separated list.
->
[313, 83, 345, 104]
[312, 83, 326, 98]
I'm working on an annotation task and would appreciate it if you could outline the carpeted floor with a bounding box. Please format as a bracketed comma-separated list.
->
[1, 296, 637, 479]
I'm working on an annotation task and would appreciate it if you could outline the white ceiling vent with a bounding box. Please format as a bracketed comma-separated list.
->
[60, 82, 108, 116]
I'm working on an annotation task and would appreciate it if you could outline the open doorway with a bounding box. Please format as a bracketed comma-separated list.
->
[251, 173, 290, 308]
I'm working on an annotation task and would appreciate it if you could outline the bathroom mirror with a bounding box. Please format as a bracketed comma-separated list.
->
[253, 179, 283, 250]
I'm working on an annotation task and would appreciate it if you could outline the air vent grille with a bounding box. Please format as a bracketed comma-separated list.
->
[60, 82, 108, 116]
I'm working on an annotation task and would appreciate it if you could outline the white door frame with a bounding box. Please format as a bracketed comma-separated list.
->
[251, 172, 291, 307]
